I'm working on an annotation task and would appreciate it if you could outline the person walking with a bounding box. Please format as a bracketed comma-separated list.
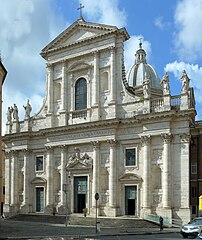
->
[159, 216, 164, 231]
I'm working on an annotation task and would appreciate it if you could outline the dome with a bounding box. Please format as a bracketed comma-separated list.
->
[126, 43, 161, 89]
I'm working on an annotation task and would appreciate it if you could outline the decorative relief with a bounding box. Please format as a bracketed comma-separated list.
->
[91, 141, 99, 149]
[180, 133, 191, 143]
[101, 190, 109, 205]
[19, 194, 23, 203]
[152, 149, 163, 165]
[153, 194, 162, 205]
[55, 159, 61, 168]
[140, 135, 151, 146]
[66, 147, 93, 169]
[161, 133, 172, 143]
[107, 139, 118, 147]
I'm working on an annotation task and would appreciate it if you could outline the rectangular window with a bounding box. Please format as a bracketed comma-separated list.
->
[125, 148, 136, 166]
[36, 156, 44, 172]
[192, 205, 196, 214]
[191, 163, 197, 174]
[192, 186, 197, 198]
[3, 186, 5, 195]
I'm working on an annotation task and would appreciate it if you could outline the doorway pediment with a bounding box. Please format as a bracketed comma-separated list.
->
[119, 173, 142, 182]
[66, 147, 92, 170]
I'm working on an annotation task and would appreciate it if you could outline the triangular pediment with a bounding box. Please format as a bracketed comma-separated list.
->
[31, 177, 47, 184]
[66, 147, 93, 170]
[41, 18, 129, 56]
[119, 173, 142, 182]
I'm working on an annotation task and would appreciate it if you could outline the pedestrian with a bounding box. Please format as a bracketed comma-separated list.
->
[159, 216, 163, 231]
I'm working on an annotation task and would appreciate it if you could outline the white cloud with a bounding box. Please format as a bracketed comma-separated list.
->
[124, 35, 152, 71]
[0, 0, 68, 135]
[165, 61, 202, 119]
[174, 0, 202, 61]
[81, 0, 127, 27]
[154, 16, 164, 30]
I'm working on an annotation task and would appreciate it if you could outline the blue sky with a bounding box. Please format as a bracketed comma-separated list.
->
[1, 0, 202, 134]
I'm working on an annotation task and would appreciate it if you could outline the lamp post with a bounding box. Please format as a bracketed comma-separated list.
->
[95, 192, 99, 233]
[63, 171, 70, 227]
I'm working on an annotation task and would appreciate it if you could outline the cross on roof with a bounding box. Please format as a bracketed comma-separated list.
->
[139, 38, 142, 49]
[77, 3, 84, 18]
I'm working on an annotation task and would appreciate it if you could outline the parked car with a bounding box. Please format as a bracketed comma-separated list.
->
[181, 217, 202, 238]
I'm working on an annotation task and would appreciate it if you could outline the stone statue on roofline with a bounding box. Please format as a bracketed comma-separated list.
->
[11, 104, 19, 122]
[6, 106, 13, 124]
[23, 99, 32, 120]
[161, 72, 170, 96]
[143, 72, 150, 99]
[180, 70, 190, 94]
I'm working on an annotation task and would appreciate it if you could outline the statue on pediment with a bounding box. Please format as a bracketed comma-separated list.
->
[161, 72, 170, 95]
[7, 107, 12, 123]
[143, 73, 150, 99]
[11, 104, 19, 121]
[23, 99, 32, 120]
[180, 70, 190, 94]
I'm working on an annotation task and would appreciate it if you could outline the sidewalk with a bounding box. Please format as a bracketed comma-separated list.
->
[0, 219, 180, 239]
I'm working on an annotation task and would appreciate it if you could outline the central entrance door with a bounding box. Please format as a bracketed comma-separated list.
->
[36, 187, 44, 212]
[125, 186, 137, 215]
[74, 176, 87, 213]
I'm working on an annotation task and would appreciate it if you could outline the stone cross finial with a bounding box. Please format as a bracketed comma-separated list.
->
[77, 3, 84, 18]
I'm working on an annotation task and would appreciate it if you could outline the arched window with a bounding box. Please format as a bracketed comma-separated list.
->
[75, 78, 87, 110]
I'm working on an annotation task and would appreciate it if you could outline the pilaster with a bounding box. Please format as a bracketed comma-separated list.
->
[91, 141, 100, 209]
[21, 149, 31, 213]
[46, 64, 54, 113]
[141, 135, 151, 211]
[10, 150, 18, 215]
[45, 146, 54, 213]
[161, 133, 172, 208]
[107, 139, 118, 216]
[4, 151, 11, 216]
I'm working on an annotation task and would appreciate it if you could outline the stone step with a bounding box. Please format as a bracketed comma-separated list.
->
[9, 214, 159, 228]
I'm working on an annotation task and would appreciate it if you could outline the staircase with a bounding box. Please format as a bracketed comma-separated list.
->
[9, 214, 159, 228]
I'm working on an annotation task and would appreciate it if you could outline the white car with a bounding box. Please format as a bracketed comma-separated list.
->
[181, 217, 202, 238]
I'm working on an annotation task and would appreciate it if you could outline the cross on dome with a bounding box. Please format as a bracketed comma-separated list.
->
[77, 3, 84, 18]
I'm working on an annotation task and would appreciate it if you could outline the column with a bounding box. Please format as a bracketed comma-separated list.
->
[46, 146, 54, 209]
[60, 145, 67, 206]
[61, 61, 66, 110]
[108, 139, 117, 207]
[46, 64, 54, 113]
[141, 135, 151, 208]
[161, 133, 172, 208]
[180, 134, 191, 208]
[92, 51, 99, 106]
[91, 141, 100, 207]
[23, 149, 30, 207]
[70, 74, 74, 112]
[4, 151, 11, 207]
[10, 150, 18, 206]
[110, 47, 116, 103]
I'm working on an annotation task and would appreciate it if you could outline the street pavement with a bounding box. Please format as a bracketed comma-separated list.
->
[0, 219, 180, 239]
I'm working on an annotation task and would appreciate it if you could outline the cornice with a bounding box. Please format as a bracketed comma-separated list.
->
[2, 108, 195, 142]
[41, 29, 121, 58]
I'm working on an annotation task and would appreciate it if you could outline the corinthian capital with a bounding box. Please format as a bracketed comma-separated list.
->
[161, 133, 173, 143]
[140, 135, 151, 146]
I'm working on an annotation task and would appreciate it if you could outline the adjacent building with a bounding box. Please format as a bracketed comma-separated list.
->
[0, 59, 7, 216]
[3, 17, 196, 224]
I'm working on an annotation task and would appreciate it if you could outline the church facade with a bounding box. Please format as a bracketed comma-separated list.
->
[3, 17, 196, 224]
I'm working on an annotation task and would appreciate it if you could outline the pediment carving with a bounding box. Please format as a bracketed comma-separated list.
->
[31, 177, 47, 184]
[66, 147, 93, 170]
[119, 173, 142, 182]
[68, 62, 92, 72]
[41, 18, 129, 57]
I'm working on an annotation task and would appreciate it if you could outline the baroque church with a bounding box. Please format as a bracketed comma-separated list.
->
[3, 16, 196, 224]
